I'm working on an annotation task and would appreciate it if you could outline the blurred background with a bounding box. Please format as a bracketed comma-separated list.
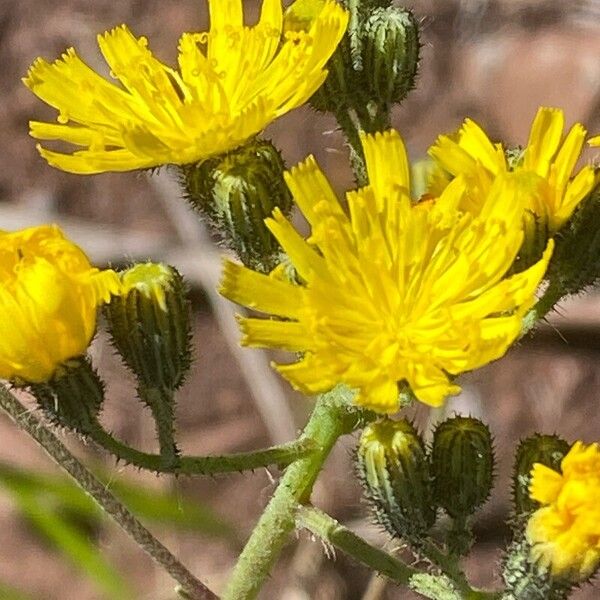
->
[0, 0, 599, 598]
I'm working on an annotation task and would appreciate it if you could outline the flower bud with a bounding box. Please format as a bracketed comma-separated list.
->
[526, 442, 600, 584]
[0, 224, 119, 385]
[106, 263, 192, 392]
[512, 434, 569, 517]
[29, 357, 104, 435]
[502, 538, 568, 600]
[431, 416, 494, 519]
[356, 419, 435, 542]
[360, 7, 420, 107]
[180, 140, 292, 273]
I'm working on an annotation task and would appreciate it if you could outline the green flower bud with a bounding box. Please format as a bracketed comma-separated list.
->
[356, 419, 435, 542]
[544, 183, 600, 299]
[28, 357, 104, 435]
[180, 139, 292, 273]
[502, 538, 572, 600]
[512, 434, 569, 517]
[431, 416, 494, 519]
[360, 7, 420, 107]
[106, 263, 192, 392]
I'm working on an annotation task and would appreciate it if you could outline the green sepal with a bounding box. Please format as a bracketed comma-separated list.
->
[105, 263, 192, 392]
[180, 139, 292, 273]
[544, 182, 600, 301]
[28, 356, 104, 435]
[356, 418, 436, 544]
[430, 416, 495, 520]
[511, 434, 569, 519]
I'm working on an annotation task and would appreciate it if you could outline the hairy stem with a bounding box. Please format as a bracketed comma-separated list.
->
[0, 384, 217, 600]
[297, 505, 417, 584]
[222, 388, 361, 600]
[335, 109, 368, 186]
[141, 386, 180, 470]
[420, 540, 502, 600]
[89, 424, 316, 474]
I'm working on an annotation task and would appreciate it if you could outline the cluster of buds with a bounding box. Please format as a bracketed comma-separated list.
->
[356, 415, 494, 553]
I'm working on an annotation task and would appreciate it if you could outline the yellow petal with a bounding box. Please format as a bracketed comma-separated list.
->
[219, 260, 305, 319]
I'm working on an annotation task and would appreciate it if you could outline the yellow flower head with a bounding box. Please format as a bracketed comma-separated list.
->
[23, 0, 348, 174]
[0, 225, 120, 383]
[428, 107, 598, 231]
[220, 129, 553, 413]
[527, 441, 600, 581]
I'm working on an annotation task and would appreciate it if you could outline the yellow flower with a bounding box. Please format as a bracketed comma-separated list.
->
[220, 130, 553, 413]
[590, 135, 600, 147]
[527, 441, 600, 581]
[23, 0, 348, 174]
[0, 225, 120, 383]
[428, 107, 597, 231]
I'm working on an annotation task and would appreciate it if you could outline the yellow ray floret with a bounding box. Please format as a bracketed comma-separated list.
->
[428, 107, 598, 231]
[0, 225, 120, 383]
[23, 0, 348, 174]
[527, 441, 600, 581]
[220, 129, 553, 413]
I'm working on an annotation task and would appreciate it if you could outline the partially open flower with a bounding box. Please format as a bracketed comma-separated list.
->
[527, 441, 600, 581]
[24, 0, 348, 174]
[220, 129, 553, 413]
[428, 107, 598, 232]
[0, 225, 119, 383]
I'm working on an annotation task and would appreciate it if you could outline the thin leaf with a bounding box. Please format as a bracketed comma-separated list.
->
[0, 582, 37, 600]
[5, 487, 132, 600]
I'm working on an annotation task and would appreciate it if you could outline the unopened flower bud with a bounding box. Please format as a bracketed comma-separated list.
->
[431, 416, 494, 519]
[106, 263, 192, 392]
[29, 357, 104, 435]
[356, 419, 435, 542]
[512, 434, 569, 517]
[360, 7, 420, 107]
[180, 140, 292, 273]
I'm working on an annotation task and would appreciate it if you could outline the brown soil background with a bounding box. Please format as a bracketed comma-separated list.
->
[0, 1, 599, 598]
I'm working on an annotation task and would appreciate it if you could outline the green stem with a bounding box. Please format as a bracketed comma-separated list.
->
[88, 424, 317, 475]
[335, 109, 368, 186]
[421, 541, 501, 600]
[297, 505, 417, 585]
[421, 540, 471, 596]
[0, 384, 217, 600]
[223, 389, 361, 600]
[140, 386, 179, 469]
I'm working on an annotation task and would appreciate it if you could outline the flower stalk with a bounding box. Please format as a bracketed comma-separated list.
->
[0, 384, 217, 600]
[87, 424, 317, 475]
[223, 388, 364, 600]
[296, 505, 417, 584]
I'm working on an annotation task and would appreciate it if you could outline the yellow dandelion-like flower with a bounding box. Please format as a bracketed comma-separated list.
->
[0, 225, 120, 383]
[23, 0, 348, 174]
[219, 129, 553, 413]
[589, 135, 600, 147]
[527, 441, 600, 581]
[428, 107, 598, 231]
